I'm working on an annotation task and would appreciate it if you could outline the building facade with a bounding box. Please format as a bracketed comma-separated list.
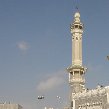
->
[66, 12, 109, 109]
[0, 103, 22, 109]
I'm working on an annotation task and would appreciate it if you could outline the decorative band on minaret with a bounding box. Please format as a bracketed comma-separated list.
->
[67, 12, 87, 98]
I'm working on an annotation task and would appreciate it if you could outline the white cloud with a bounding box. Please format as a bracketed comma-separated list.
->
[17, 41, 30, 52]
[37, 75, 64, 92]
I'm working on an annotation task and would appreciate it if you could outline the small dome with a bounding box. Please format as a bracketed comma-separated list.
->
[74, 12, 80, 18]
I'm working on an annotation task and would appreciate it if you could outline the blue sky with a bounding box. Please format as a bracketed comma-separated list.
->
[0, 0, 109, 109]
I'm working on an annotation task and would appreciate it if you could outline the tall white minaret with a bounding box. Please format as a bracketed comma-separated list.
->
[67, 12, 87, 108]
[71, 12, 83, 66]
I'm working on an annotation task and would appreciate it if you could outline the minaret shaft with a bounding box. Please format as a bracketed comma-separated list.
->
[72, 33, 82, 66]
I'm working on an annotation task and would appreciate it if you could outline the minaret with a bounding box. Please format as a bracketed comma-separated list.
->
[67, 12, 87, 107]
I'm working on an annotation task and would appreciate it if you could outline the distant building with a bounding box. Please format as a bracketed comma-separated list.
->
[66, 11, 109, 109]
[0, 103, 22, 109]
[44, 107, 53, 109]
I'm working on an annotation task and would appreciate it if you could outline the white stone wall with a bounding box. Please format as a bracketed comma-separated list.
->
[0, 104, 22, 109]
[71, 86, 109, 109]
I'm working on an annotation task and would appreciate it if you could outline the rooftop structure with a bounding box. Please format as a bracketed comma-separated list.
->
[0, 103, 22, 109]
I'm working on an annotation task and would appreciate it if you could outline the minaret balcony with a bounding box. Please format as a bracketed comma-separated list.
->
[72, 29, 83, 33]
[67, 65, 86, 74]
[69, 78, 85, 83]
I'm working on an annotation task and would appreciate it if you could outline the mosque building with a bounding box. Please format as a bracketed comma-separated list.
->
[66, 11, 109, 109]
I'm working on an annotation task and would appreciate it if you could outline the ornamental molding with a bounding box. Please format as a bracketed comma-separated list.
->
[72, 85, 109, 99]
